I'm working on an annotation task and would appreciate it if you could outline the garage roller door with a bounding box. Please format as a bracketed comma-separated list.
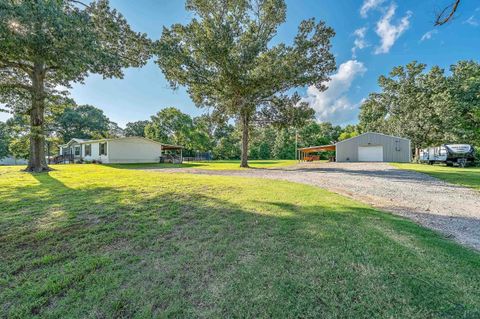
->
[358, 145, 383, 162]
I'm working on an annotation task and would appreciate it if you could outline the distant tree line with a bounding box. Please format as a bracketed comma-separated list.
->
[359, 60, 480, 158]
[2, 59, 477, 162]
[0, 102, 361, 161]
[126, 108, 360, 160]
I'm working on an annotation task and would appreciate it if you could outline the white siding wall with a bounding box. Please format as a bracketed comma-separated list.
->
[81, 142, 109, 163]
[107, 138, 162, 163]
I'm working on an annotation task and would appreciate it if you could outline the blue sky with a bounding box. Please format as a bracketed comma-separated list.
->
[1, 0, 479, 127]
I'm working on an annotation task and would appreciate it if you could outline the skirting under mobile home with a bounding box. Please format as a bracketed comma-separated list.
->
[336, 132, 411, 163]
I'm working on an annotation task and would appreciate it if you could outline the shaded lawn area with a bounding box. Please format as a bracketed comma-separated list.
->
[107, 159, 297, 170]
[0, 165, 479, 318]
[393, 163, 480, 191]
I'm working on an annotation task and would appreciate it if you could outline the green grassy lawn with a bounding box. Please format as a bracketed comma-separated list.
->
[108, 159, 297, 170]
[393, 163, 480, 191]
[1, 165, 479, 318]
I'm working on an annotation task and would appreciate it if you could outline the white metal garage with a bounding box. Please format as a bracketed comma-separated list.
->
[358, 145, 384, 162]
[335, 132, 411, 163]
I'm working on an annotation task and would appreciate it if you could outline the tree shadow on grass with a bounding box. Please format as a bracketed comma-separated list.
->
[1, 173, 479, 318]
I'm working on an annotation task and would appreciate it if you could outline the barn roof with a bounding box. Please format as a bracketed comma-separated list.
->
[335, 132, 410, 145]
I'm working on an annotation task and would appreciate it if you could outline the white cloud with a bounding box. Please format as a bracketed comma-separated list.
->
[302, 60, 367, 125]
[374, 4, 412, 54]
[420, 29, 438, 42]
[465, 15, 479, 26]
[360, 0, 385, 18]
[351, 27, 369, 58]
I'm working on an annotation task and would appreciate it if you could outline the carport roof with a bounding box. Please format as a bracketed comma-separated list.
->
[161, 144, 183, 150]
[298, 144, 336, 153]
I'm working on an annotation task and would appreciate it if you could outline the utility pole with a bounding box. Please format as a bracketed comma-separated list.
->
[295, 129, 298, 161]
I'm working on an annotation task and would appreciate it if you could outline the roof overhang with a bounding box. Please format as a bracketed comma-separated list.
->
[61, 138, 86, 148]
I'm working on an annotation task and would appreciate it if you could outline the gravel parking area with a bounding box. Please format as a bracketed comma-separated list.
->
[147, 162, 480, 250]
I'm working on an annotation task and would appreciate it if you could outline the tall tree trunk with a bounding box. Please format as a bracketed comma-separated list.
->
[240, 111, 249, 168]
[414, 146, 420, 162]
[26, 63, 50, 172]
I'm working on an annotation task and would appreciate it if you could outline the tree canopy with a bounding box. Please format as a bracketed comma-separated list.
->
[449, 61, 480, 145]
[55, 104, 112, 141]
[124, 120, 149, 137]
[155, 0, 335, 167]
[0, 121, 10, 159]
[145, 107, 195, 147]
[0, 0, 151, 171]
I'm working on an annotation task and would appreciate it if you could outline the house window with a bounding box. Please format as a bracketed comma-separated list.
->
[99, 142, 107, 155]
[85, 144, 91, 156]
[74, 146, 80, 156]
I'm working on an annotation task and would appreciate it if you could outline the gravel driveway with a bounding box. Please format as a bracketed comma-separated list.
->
[146, 162, 480, 250]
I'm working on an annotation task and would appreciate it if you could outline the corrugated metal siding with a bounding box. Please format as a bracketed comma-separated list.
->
[336, 132, 411, 162]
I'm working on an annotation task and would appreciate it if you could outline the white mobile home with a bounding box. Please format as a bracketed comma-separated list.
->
[58, 137, 182, 164]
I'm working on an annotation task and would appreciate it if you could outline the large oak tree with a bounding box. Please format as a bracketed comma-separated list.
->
[155, 0, 335, 167]
[0, 0, 151, 172]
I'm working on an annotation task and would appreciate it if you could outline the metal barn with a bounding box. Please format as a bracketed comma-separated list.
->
[336, 132, 411, 163]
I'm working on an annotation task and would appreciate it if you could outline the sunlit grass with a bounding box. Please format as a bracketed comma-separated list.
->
[393, 163, 480, 191]
[107, 159, 298, 170]
[0, 164, 479, 318]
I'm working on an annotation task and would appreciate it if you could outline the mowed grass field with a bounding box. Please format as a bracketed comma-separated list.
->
[393, 163, 480, 191]
[108, 159, 297, 170]
[1, 164, 479, 318]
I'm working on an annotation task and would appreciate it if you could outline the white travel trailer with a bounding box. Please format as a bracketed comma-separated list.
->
[419, 144, 475, 167]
